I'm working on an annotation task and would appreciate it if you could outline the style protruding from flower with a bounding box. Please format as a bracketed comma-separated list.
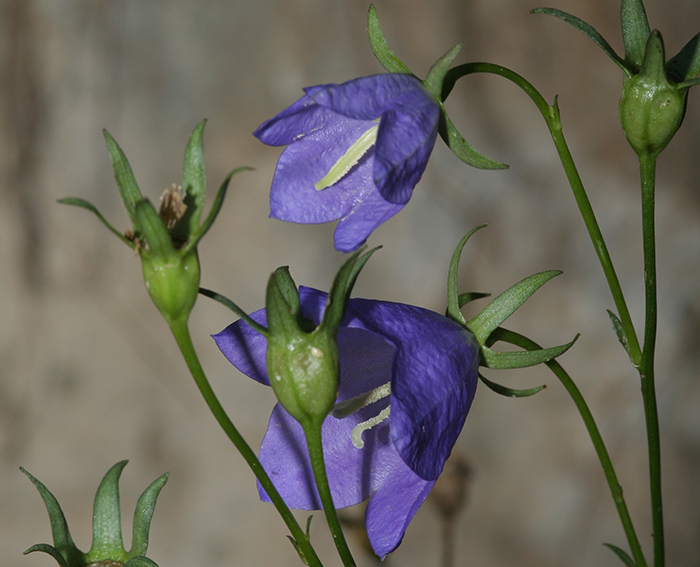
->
[253, 5, 505, 253]
[59, 120, 247, 325]
[534, 0, 700, 157]
[214, 286, 480, 558]
[22, 461, 168, 567]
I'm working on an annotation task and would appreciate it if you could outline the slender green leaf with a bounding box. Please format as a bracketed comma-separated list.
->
[603, 542, 637, 567]
[367, 5, 413, 75]
[621, 0, 651, 68]
[103, 129, 144, 230]
[129, 472, 169, 558]
[446, 225, 487, 325]
[424, 43, 463, 100]
[58, 197, 135, 248]
[478, 372, 546, 397]
[532, 8, 630, 74]
[198, 287, 269, 336]
[607, 309, 631, 355]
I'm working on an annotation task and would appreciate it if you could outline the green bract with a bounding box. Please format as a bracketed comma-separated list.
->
[534, 0, 700, 158]
[59, 120, 248, 325]
[446, 226, 577, 396]
[367, 4, 507, 170]
[22, 461, 168, 567]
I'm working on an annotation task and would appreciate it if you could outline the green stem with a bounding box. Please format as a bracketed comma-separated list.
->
[444, 63, 642, 365]
[491, 328, 647, 567]
[168, 317, 324, 567]
[303, 419, 356, 567]
[638, 153, 663, 566]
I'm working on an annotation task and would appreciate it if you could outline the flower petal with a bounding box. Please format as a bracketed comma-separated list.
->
[253, 95, 328, 146]
[213, 310, 270, 386]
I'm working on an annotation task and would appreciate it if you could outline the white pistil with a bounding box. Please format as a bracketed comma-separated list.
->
[314, 123, 379, 190]
[351, 407, 390, 449]
[332, 382, 390, 419]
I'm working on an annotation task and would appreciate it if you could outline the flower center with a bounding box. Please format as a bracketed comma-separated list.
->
[332, 382, 390, 449]
[314, 123, 379, 190]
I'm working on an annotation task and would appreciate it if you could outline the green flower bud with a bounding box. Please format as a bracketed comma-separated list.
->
[619, 31, 687, 157]
[265, 269, 339, 424]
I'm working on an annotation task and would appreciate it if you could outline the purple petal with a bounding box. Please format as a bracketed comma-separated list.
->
[338, 297, 480, 480]
[253, 95, 328, 146]
[269, 117, 377, 224]
[305, 74, 431, 121]
[213, 310, 270, 386]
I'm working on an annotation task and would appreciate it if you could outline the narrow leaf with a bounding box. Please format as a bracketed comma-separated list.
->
[603, 543, 637, 567]
[367, 5, 413, 75]
[198, 287, 269, 336]
[478, 372, 546, 397]
[458, 292, 491, 308]
[667, 32, 700, 81]
[58, 197, 135, 248]
[21, 467, 83, 565]
[607, 310, 630, 355]
[480, 335, 577, 369]
[424, 43, 463, 100]
[467, 270, 562, 346]
[89, 461, 128, 561]
[532, 8, 630, 74]
[129, 472, 169, 558]
[103, 129, 144, 231]
[621, 0, 651, 68]
[173, 119, 208, 242]
[23, 544, 70, 567]
[439, 111, 508, 169]
[185, 166, 251, 252]
[446, 225, 487, 325]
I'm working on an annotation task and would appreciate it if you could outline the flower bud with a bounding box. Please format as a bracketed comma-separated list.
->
[265, 270, 339, 424]
[619, 31, 687, 157]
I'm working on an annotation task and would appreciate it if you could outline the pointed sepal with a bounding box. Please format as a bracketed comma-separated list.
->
[668, 32, 700, 82]
[103, 129, 145, 231]
[367, 5, 413, 75]
[57, 197, 136, 248]
[621, 0, 651, 68]
[88, 460, 128, 562]
[439, 112, 509, 169]
[24, 544, 71, 567]
[424, 44, 463, 100]
[478, 372, 546, 398]
[480, 334, 577, 369]
[174, 119, 208, 244]
[447, 225, 487, 325]
[532, 7, 630, 74]
[129, 472, 169, 558]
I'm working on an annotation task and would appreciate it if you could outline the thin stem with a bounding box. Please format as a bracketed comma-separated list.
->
[168, 317, 324, 567]
[303, 419, 356, 567]
[491, 327, 648, 567]
[444, 63, 642, 365]
[638, 153, 663, 566]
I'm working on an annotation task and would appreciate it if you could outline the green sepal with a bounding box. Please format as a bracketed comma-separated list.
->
[458, 292, 490, 308]
[621, 0, 651, 68]
[667, 32, 700, 81]
[478, 372, 546, 397]
[124, 557, 160, 567]
[198, 287, 269, 336]
[272, 266, 303, 322]
[480, 335, 577, 369]
[446, 225, 487, 325]
[467, 270, 562, 346]
[320, 246, 379, 337]
[57, 197, 136, 249]
[129, 472, 169, 558]
[607, 309, 631, 356]
[88, 460, 128, 563]
[266, 272, 299, 339]
[134, 199, 176, 259]
[532, 7, 630, 75]
[367, 5, 413, 75]
[603, 543, 637, 567]
[21, 467, 84, 567]
[172, 119, 208, 244]
[424, 43, 463, 100]
[24, 544, 71, 567]
[103, 129, 145, 231]
[184, 166, 251, 254]
[439, 111, 508, 169]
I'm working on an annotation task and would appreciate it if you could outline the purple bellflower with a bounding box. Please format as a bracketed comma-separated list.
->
[254, 74, 440, 252]
[214, 286, 479, 558]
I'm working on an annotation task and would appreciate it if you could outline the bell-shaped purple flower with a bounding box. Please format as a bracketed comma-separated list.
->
[214, 287, 479, 558]
[254, 74, 440, 252]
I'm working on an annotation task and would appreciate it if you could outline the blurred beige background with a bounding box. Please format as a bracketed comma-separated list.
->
[2, 0, 699, 565]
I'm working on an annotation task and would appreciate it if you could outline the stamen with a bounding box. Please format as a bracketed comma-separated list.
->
[351, 407, 390, 449]
[332, 382, 390, 419]
[314, 123, 379, 190]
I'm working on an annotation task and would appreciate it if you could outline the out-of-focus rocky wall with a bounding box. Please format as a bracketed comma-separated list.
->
[2, 1, 699, 566]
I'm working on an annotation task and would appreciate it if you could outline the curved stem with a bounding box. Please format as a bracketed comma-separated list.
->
[491, 327, 647, 567]
[638, 153, 663, 566]
[444, 63, 642, 365]
[168, 318, 324, 567]
[303, 419, 356, 567]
